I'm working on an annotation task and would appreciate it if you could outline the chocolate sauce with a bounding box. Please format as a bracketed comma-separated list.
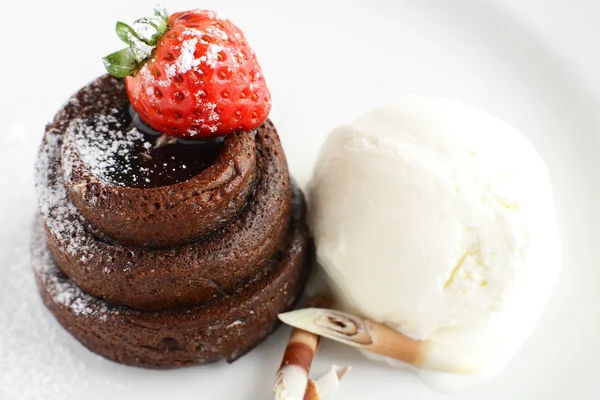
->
[76, 104, 224, 189]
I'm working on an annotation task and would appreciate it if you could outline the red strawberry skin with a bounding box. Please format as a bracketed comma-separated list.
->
[126, 10, 271, 139]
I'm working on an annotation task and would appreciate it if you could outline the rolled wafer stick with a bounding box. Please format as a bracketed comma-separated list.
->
[274, 298, 350, 400]
[274, 328, 320, 400]
[278, 308, 436, 369]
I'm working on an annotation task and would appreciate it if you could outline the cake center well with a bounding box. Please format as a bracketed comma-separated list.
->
[73, 104, 225, 189]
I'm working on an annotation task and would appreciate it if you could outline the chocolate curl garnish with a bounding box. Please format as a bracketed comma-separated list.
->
[279, 308, 434, 369]
[274, 298, 350, 400]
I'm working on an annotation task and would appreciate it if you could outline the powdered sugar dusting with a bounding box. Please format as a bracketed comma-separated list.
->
[165, 32, 223, 78]
[165, 36, 198, 78]
[206, 25, 228, 41]
[35, 129, 91, 258]
[33, 100, 113, 318]
[63, 103, 223, 188]
[132, 20, 159, 43]
[179, 37, 200, 70]
[199, 43, 223, 68]
[128, 33, 154, 62]
[35, 84, 127, 261]
[69, 111, 144, 186]
[32, 221, 110, 319]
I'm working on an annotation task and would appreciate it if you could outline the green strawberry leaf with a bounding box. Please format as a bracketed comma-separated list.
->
[102, 48, 137, 78]
[103, 6, 169, 78]
[133, 16, 168, 45]
[115, 21, 140, 45]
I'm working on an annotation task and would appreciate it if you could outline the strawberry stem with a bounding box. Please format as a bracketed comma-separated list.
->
[103, 5, 169, 79]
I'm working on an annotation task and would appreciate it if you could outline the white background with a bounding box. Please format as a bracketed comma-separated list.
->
[1, 0, 599, 399]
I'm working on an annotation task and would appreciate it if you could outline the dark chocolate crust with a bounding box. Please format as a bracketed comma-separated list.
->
[38, 78, 293, 311]
[32, 194, 309, 369]
[61, 76, 259, 248]
[33, 74, 311, 369]
[42, 123, 292, 311]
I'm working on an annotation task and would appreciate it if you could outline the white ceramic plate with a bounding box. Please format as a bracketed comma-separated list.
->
[2, 0, 599, 399]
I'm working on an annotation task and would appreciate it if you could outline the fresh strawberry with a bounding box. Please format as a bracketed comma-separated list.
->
[103, 7, 271, 139]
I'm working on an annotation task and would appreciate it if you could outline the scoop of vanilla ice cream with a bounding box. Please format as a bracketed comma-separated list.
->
[309, 97, 560, 389]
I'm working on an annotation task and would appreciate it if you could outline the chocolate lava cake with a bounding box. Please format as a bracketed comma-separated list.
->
[33, 75, 310, 368]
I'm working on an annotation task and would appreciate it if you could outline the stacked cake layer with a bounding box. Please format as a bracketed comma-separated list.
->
[33, 76, 310, 369]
